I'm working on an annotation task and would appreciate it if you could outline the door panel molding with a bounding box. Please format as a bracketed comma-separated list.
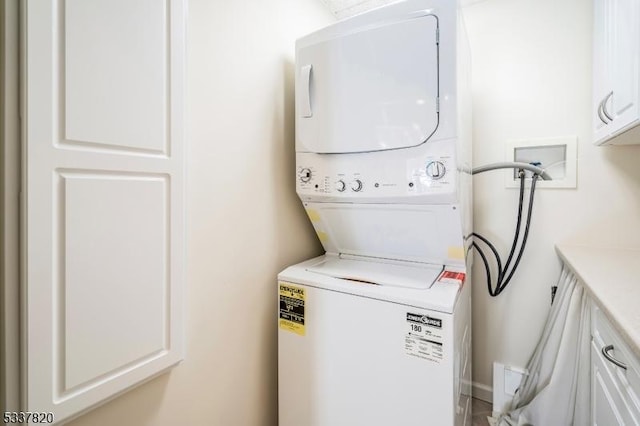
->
[22, 0, 185, 422]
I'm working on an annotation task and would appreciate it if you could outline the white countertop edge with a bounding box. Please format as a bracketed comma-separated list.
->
[555, 244, 640, 357]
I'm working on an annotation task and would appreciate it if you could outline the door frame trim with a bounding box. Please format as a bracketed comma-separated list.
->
[0, 0, 21, 412]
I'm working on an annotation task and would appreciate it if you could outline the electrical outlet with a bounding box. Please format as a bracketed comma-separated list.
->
[493, 362, 528, 414]
[504, 367, 524, 396]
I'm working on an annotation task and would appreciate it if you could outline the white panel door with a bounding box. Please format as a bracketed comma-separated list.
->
[23, 0, 185, 423]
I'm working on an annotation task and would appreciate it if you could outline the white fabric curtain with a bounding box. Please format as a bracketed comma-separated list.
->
[498, 266, 591, 426]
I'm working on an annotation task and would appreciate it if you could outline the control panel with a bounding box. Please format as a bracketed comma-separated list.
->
[296, 139, 459, 203]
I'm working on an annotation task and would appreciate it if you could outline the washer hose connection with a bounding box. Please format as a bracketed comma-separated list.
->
[470, 162, 549, 297]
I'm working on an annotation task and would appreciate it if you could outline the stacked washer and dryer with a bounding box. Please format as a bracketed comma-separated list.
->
[278, 1, 473, 425]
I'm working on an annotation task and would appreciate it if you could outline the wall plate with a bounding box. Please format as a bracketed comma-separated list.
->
[493, 362, 528, 415]
[505, 136, 577, 189]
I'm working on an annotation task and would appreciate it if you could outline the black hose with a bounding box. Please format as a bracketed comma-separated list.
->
[471, 241, 492, 296]
[470, 170, 540, 297]
[471, 232, 502, 281]
[500, 171, 526, 283]
[495, 174, 539, 295]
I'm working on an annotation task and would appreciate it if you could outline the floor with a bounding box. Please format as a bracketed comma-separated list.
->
[471, 398, 493, 426]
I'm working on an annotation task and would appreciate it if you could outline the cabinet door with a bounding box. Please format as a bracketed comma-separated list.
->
[591, 343, 639, 425]
[593, 366, 625, 425]
[608, 0, 640, 136]
[593, 0, 640, 144]
[593, 0, 613, 143]
[23, 0, 185, 423]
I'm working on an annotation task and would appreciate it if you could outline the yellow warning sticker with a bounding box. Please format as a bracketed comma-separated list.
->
[306, 209, 321, 222]
[316, 231, 329, 243]
[447, 246, 465, 260]
[279, 283, 305, 336]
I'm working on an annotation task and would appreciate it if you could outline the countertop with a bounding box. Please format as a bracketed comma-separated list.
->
[556, 244, 640, 356]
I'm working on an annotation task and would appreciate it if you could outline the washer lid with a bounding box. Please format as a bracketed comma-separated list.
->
[306, 256, 442, 289]
[278, 255, 462, 314]
[295, 11, 439, 154]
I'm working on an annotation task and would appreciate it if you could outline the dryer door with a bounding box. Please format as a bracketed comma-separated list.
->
[296, 13, 440, 154]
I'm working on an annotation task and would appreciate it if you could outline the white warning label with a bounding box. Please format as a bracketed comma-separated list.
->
[405, 312, 444, 363]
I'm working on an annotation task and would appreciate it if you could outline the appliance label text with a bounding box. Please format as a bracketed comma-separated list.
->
[279, 283, 306, 336]
[405, 312, 444, 363]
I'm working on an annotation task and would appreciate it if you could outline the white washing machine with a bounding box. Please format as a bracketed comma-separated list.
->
[278, 255, 471, 426]
[279, 0, 472, 424]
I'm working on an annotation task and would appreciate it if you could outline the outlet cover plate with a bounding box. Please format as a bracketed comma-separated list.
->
[493, 362, 529, 415]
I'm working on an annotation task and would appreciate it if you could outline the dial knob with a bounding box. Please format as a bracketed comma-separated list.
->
[426, 161, 446, 180]
[351, 179, 363, 192]
[299, 168, 312, 183]
[335, 180, 346, 192]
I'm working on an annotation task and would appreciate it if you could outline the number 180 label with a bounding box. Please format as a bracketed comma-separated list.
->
[405, 312, 444, 363]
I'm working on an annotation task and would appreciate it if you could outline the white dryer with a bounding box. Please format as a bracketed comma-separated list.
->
[278, 0, 472, 425]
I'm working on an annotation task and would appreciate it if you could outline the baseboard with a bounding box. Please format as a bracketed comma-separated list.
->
[472, 381, 492, 403]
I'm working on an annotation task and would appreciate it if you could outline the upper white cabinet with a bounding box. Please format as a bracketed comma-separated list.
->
[21, 0, 186, 423]
[593, 0, 640, 145]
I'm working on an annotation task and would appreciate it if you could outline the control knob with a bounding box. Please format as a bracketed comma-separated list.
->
[426, 161, 446, 180]
[299, 168, 312, 183]
[351, 179, 363, 192]
[335, 180, 346, 192]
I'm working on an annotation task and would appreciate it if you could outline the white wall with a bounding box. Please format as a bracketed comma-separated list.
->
[464, 0, 640, 394]
[318, 0, 393, 19]
[67, 1, 333, 425]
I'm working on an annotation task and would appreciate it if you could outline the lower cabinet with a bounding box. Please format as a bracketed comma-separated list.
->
[590, 301, 640, 425]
